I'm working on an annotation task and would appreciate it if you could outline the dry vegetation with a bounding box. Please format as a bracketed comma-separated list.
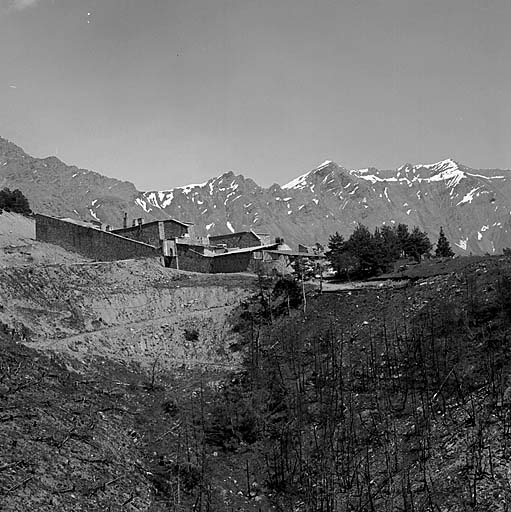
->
[3, 254, 511, 510]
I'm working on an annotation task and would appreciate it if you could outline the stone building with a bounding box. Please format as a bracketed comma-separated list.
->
[111, 219, 195, 246]
[35, 213, 322, 275]
[208, 230, 263, 249]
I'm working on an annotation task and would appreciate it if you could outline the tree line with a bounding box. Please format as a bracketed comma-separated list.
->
[326, 223, 454, 279]
[0, 188, 31, 215]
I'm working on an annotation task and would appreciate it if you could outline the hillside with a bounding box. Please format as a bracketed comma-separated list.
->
[228, 255, 511, 511]
[0, 138, 171, 229]
[2, 136, 511, 253]
[4, 241, 511, 509]
[0, 245, 260, 510]
[0, 212, 88, 268]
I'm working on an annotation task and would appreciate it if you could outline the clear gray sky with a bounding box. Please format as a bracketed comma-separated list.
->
[1, 0, 510, 190]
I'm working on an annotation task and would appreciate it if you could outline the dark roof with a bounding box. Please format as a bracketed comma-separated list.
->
[209, 231, 260, 240]
[212, 244, 278, 256]
[264, 250, 326, 258]
[112, 218, 191, 232]
[167, 218, 193, 227]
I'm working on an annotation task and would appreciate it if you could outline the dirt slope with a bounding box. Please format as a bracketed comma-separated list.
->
[0, 258, 257, 370]
[0, 212, 88, 268]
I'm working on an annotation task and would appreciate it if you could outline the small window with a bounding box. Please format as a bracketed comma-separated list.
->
[253, 251, 262, 260]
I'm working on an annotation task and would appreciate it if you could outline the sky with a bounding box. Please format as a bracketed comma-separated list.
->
[1, 0, 510, 190]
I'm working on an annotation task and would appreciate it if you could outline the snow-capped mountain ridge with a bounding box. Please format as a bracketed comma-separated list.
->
[146, 158, 509, 202]
[138, 158, 511, 253]
[1, 134, 511, 255]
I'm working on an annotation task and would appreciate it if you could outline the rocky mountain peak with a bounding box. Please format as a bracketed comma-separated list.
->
[2, 136, 511, 254]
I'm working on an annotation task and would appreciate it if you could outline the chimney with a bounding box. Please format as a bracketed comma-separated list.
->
[138, 217, 143, 226]
[123, 212, 128, 229]
[132, 219, 136, 227]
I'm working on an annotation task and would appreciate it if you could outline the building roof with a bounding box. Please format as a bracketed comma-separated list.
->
[212, 243, 278, 256]
[209, 230, 261, 241]
[264, 250, 326, 258]
[112, 218, 192, 231]
[59, 217, 99, 229]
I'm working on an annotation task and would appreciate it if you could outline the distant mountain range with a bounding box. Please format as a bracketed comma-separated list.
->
[1, 136, 511, 254]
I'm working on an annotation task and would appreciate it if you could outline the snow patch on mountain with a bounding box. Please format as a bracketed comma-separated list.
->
[144, 192, 160, 209]
[349, 168, 385, 184]
[456, 187, 482, 206]
[455, 238, 468, 251]
[427, 168, 464, 187]
[282, 171, 313, 190]
[135, 198, 152, 213]
[282, 160, 333, 190]
[175, 181, 207, 195]
[161, 192, 174, 208]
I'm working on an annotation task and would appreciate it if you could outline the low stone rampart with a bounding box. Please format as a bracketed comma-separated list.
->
[35, 214, 160, 261]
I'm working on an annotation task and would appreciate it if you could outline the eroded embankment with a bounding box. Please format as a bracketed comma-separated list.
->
[0, 259, 258, 369]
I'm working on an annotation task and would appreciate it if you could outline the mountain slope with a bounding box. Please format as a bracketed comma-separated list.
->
[2, 136, 511, 253]
[0, 137, 171, 228]
[142, 158, 511, 253]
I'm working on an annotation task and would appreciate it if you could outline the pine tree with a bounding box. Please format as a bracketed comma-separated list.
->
[326, 232, 345, 276]
[380, 225, 401, 267]
[406, 226, 432, 261]
[435, 227, 454, 257]
[0, 188, 31, 215]
[396, 223, 410, 258]
[345, 224, 379, 277]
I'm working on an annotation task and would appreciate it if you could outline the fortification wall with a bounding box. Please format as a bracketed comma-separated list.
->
[112, 223, 162, 247]
[176, 244, 212, 273]
[113, 220, 190, 246]
[163, 221, 189, 239]
[211, 252, 254, 273]
[35, 214, 160, 261]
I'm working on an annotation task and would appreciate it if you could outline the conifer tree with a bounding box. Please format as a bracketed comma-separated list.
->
[345, 224, 379, 276]
[326, 232, 345, 276]
[406, 226, 432, 261]
[435, 227, 454, 257]
[396, 223, 410, 258]
[0, 188, 31, 215]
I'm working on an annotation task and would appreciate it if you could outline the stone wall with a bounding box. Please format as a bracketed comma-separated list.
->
[162, 220, 190, 240]
[112, 220, 190, 246]
[111, 222, 162, 246]
[35, 214, 160, 261]
[211, 251, 255, 273]
[175, 244, 213, 273]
